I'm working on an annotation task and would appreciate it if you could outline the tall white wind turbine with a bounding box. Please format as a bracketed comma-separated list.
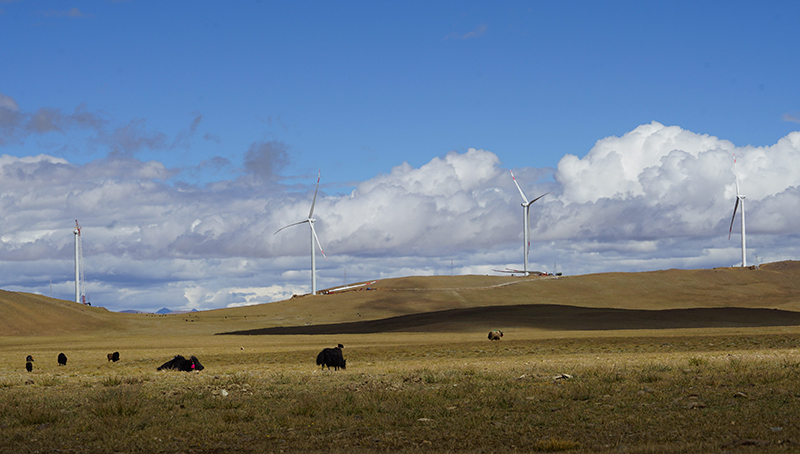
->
[727, 154, 747, 267]
[510, 170, 548, 276]
[73, 220, 86, 304]
[275, 170, 327, 295]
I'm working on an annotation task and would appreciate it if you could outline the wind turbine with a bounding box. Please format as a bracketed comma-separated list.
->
[727, 154, 746, 267]
[510, 170, 548, 276]
[73, 220, 86, 304]
[275, 170, 326, 295]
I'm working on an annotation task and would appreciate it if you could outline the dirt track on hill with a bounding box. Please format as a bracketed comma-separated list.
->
[217, 304, 800, 335]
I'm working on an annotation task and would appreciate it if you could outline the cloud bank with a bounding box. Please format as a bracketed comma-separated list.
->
[1, 120, 799, 312]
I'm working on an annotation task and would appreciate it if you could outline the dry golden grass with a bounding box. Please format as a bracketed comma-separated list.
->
[2, 330, 800, 453]
[2, 262, 800, 452]
[4, 261, 799, 337]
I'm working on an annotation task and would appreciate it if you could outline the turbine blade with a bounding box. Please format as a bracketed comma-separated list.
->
[308, 169, 321, 218]
[732, 153, 741, 196]
[274, 219, 308, 235]
[510, 170, 528, 203]
[310, 222, 327, 259]
[728, 198, 739, 240]
[528, 192, 549, 205]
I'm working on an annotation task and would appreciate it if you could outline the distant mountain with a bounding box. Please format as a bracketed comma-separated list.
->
[118, 308, 200, 315]
[169, 309, 199, 314]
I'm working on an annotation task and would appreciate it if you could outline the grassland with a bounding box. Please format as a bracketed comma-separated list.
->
[2, 262, 800, 452]
[2, 331, 800, 453]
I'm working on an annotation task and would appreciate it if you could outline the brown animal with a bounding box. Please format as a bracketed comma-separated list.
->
[107, 352, 120, 362]
[488, 330, 503, 341]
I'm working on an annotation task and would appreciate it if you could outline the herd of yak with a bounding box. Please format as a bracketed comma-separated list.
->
[23, 332, 504, 373]
[24, 351, 120, 372]
[21, 343, 350, 373]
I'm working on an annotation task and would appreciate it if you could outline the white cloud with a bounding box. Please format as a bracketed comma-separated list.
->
[1, 122, 799, 312]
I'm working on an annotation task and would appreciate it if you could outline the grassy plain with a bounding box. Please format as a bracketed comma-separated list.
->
[2, 262, 800, 452]
[2, 330, 800, 453]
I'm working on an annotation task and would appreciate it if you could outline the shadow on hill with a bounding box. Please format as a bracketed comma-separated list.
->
[217, 304, 800, 335]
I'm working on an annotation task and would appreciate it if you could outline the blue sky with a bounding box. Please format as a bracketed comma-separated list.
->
[1, 1, 799, 312]
[5, 1, 798, 184]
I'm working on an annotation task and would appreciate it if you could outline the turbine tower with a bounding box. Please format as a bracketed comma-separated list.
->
[73, 220, 86, 304]
[510, 170, 548, 276]
[275, 170, 326, 295]
[727, 154, 747, 267]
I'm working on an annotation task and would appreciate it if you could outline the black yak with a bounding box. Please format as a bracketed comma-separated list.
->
[107, 352, 120, 362]
[57, 352, 67, 365]
[488, 330, 503, 341]
[157, 355, 204, 372]
[26, 361, 32, 372]
[316, 347, 346, 370]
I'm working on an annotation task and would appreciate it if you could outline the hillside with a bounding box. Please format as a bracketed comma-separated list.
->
[206, 261, 800, 330]
[220, 305, 800, 335]
[2, 261, 800, 336]
[0, 290, 129, 336]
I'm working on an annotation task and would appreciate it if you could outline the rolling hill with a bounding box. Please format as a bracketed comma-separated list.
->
[0, 290, 127, 336]
[2, 261, 800, 336]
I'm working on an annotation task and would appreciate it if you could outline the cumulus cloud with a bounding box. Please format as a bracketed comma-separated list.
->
[552, 122, 800, 241]
[1, 122, 799, 312]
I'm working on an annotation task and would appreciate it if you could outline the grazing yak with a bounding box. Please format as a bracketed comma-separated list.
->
[488, 330, 503, 341]
[57, 352, 68, 365]
[25, 356, 33, 372]
[157, 355, 204, 372]
[316, 346, 346, 371]
[107, 352, 120, 362]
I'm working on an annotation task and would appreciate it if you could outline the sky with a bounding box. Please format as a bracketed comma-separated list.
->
[1, 1, 799, 312]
